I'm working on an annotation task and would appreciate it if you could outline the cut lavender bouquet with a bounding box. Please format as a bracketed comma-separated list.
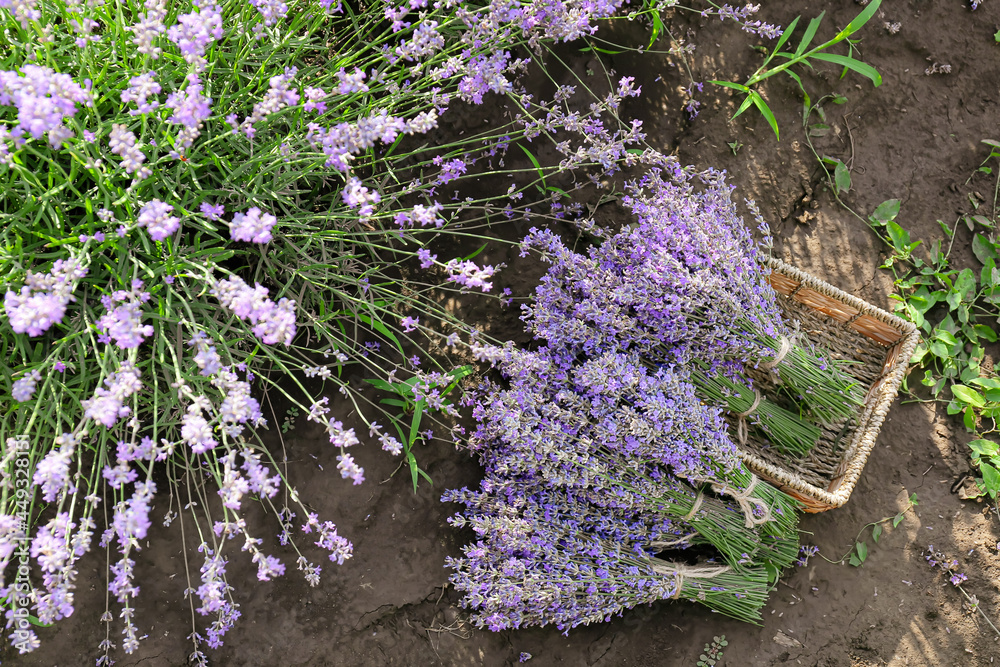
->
[522, 167, 865, 427]
[444, 479, 775, 630]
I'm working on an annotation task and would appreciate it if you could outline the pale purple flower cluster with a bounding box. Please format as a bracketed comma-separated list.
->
[211, 275, 297, 345]
[229, 207, 277, 243]
[164, 74, 212, 155]
[303, 86, 328, 113]
[188, 331, 223, 375]
[200, 201, 225, 220]
[342, 177, 381, 219]
[392, 202, 443, 228]
[96, 279, 154, 349]
[241, 66, 298, 138]
[0, 0, 41, 28]
[395, 20, 444, 61]
[305, 109, 437, 172]
[335, 67, 368, 94]
[4, 257, 87, 336]
[0, 64, 92, 148]
[82, 360, 142, 428]
[109, 124, 151, 180]
[11, 369, 41, 401]
[127, 0, 168, 59]
[250, 0, 288, 26]
[444, 258, 496, 292]
[33, 432, 81, 502]
[31, 512, 93, 625]
[166, 2, 223, 71]
[120, 71, 161, 115]
[137, 198, 180, 241]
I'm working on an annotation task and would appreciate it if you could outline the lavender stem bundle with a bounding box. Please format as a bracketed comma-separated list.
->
[690, 365, 822, 456]
[444, 483, 777, 629]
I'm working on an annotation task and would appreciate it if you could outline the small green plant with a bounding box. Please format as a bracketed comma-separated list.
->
[696, 635, 728, 667]
[810, 492, 918, 568]
[838, 492, 919, 567]
[710, 0, 883, 139]
[280, 406, 300, 434]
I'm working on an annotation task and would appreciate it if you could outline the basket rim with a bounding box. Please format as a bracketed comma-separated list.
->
[739, 258, 920, 510]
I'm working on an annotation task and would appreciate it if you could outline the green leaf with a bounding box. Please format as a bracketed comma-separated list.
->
[856, 541, 868, 562]
[834, 161, 851, 193]
[969, 439, 1000, 459]
[872, 523, 882, 543]
[892, 513, 904, 528]
[731, 92, 756, 121]
[516, 144, 546, 187]
[973, 233, 998, 265]
[648, 10, 664, 49]
[965, 406, 978, 430]
[886, 221, 911, 253]
[849, 553, 862, 567]
[750, 92, 780, 140]
[810, 53, 882, 87]
[709, 80, 751, 93]
[952, 384, 987, 408]
[771, 15, 801, 58]
[794, 13, 825, 57]
[871, 199, 901, 224]
[836, 0, 882, 39]
[979, 460, 1000, 499]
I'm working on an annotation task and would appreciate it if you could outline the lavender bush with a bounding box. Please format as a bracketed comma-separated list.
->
[0, 0, 681, 660]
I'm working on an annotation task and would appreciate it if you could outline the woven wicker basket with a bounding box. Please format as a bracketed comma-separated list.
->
[736, 258, 920, 513]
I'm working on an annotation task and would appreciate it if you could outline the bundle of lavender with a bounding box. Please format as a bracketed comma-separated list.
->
[468, 346, 800, 566]
[522, 166, 864, 426]
[444, 480, 775, 630]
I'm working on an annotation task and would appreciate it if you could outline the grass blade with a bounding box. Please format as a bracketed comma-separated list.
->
[750, 91, 780, 140]
[836, 0, 882, 39]
[809, 53, 882, 86]
[795, 13, 825, 56]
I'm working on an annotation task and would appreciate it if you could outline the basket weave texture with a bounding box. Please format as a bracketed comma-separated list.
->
[738, 258, 919, 513]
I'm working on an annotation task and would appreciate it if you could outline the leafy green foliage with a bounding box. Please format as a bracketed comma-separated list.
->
[696, 636, 728, 667]
[709, 0, 882, 140]
[879, 140, 1000, 499]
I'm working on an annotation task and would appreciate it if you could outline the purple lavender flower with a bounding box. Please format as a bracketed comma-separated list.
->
[11, 369, 41, 401]
[200, 201, 225, 220]
[336, 452, 364, 485]
[250, 0, 288, 25]
[108, 124, 150, 180]
[181, 405, 217, 454]
[82, 361, 142, 428]
[96, 282, 154, 349]
[127, 0, 168, 58]
[334, 67, 368, 94]
[120, 71, 162, 115]
[0, 65, 92, 142]
[137, 199, 179, 241]
[4, 258, 87, 336]
[166, 2, 223, 70]
[229, 207, 277, 243]
[400, 315, 418, 332]
[0, 0, 41, 29]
